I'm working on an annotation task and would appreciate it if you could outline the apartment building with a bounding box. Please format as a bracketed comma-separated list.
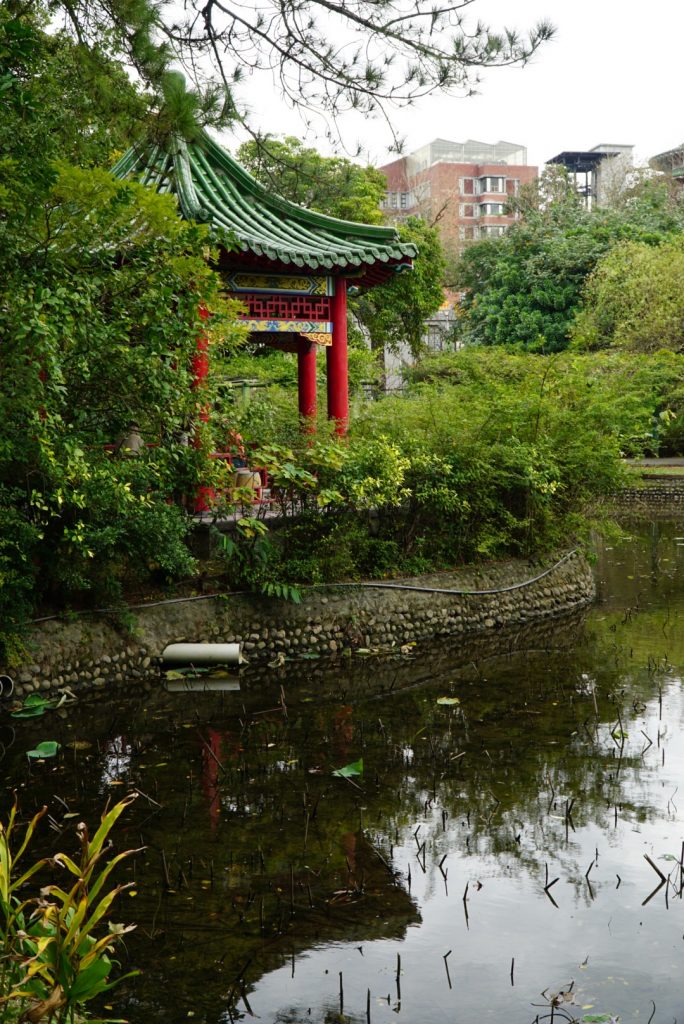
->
[379, 138, 538, 255]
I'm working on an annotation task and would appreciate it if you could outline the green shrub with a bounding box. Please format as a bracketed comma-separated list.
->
[211, 349, 666, 590]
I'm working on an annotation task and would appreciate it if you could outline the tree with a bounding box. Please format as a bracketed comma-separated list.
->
[600, 169, 684, 233]
[0, 13, 245, 653]
[454, 168, 684, 353]
[352, 217, 446, 357]
[573, 238, 684, 353]
[237, 137, 386, 223]
[0, 5, 148, 170]
[0, 162, 245, 634]
[44, 0, 553, 144]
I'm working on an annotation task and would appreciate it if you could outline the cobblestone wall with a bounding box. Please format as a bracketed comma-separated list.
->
[2, 550, 594, 700]
[614, 479, 684, 516]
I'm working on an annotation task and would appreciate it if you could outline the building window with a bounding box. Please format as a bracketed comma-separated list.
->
[459, 204, 477, 218]
[459, 225, 476, 240]
[478, 224, 507, 238]
[480, 203, 506, 216]
[400, 192, 408, 209]
[460, 177, 475, 195]
[506, 178, 520, 196]
[479, 176, 505, 194]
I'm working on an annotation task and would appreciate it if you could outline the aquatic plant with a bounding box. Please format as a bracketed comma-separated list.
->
[0, 794, 140, 1023]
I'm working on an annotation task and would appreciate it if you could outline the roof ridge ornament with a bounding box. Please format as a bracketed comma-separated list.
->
[170, 135, 213, 223]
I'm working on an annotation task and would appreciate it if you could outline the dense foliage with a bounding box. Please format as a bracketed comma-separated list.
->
[455, 169, 684, 352]
[213, 349, 684, 593]
[237, 137, 386, 225]
[352, 217, 446, 357]
[574, 238, 684, 353]
[0, 7, 146, 169]
[0, 12, 245, 658]
[0, 163, 246, 650]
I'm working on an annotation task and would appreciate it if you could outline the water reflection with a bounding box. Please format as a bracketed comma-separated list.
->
[4, 524, 684, 1023]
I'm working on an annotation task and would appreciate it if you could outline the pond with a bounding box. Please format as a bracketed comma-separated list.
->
[3, 520, 684, 1024]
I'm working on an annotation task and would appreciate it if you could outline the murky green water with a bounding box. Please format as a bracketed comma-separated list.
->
[4, 521, 684, 1024]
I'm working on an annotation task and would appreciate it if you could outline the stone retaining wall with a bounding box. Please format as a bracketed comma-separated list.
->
[614, 478, 684, 517]
[2, 550, 594, 701]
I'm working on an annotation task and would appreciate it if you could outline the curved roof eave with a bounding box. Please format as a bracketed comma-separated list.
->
[112, 131, 418, 272]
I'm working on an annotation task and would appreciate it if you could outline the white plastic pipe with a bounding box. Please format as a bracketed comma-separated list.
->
[0, 675, 14, 699]
[160, 643, 243, 667]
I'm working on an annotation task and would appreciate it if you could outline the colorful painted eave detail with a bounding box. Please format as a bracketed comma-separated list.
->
[240, 320, 333, 345]
[112, 132, 417, 273]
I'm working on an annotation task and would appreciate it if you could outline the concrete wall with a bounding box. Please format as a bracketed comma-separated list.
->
[2, 550, 594, 700]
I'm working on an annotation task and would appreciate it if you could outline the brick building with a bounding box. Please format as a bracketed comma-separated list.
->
[379, 138, 538, 255]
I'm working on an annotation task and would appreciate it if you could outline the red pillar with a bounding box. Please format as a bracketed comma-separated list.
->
[191, 305, 210, 424]
[327, 278, 349, 435]
[298, 338, 317, 426]
[192, 305, 212, 512]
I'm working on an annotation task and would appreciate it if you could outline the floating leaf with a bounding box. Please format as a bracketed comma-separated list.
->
[581, 1015, 616, 1023]
[332, 758, 363, 778]
[12, 694, 55, 719]
[65, 740, 92, 751]
[436, 696, 461, 706]
[27, 740, 60, 759]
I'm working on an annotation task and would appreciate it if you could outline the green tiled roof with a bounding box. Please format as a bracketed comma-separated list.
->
[112, 131, 416, 273]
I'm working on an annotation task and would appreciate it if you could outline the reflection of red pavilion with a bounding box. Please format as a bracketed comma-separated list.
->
[200, 727, 224, 832]
[113, 132, 416, 433]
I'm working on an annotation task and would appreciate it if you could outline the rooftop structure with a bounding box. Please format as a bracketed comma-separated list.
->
[405, 138, 528, 177]
[547, 144, 634, 206]
[547, 150, 610, 174]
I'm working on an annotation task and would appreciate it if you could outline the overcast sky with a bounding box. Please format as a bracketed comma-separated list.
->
[228, 0, 683, 170]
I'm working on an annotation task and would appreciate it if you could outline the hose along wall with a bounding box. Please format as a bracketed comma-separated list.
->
[29, 548, 581, 624]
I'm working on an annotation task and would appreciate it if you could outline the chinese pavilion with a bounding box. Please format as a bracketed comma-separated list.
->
[112, 131, 417, 433]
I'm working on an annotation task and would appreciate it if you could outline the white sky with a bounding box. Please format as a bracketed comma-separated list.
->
[225, 0, 683, 170]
